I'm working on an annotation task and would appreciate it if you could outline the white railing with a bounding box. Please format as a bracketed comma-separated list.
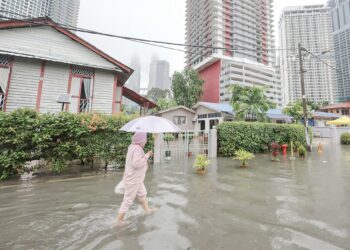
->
[160, 130, 211, 163]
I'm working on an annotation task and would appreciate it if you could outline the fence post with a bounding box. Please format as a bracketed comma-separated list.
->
[209, 127, 217, 158]
[154, 133, 163, 164]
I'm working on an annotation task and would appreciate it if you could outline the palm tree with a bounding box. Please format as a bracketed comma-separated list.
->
[229, 85, 276, 122]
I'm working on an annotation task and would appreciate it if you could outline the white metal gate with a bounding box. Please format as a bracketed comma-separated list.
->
[160, 130, 210, 163]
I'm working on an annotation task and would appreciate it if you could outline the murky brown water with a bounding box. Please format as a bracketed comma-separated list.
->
[1, 140, 350, 250]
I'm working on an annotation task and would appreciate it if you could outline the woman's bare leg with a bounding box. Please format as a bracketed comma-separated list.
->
[140, 199, 158, 214]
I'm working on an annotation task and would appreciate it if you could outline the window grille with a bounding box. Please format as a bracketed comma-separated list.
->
[0, 55, 13, 66]
[71, 65, 94, 77]
[0, 94, 5, 111]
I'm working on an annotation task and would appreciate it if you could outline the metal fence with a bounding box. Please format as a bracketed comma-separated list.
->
[160, 130, 210, 163]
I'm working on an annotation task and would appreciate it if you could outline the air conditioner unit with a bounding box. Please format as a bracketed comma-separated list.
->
[192, 118, 197, 122]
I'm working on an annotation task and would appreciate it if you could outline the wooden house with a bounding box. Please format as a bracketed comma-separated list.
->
[0, 17, 156, 114]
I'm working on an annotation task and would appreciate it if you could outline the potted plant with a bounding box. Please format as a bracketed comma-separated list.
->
[233, 149, 255, 168]
[298, 145, 306, 158]
[193, 154, 210, 175]
[163, 133, 175, 160]
[271, 142, 280, 162]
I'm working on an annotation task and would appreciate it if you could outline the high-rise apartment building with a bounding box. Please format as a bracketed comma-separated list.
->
[185, 0, 282, 106]
[329, 0, 350, 102]
[126, 56, 141, 94]
[0, 0, 80, 27]
[155, 60, 170, 90]
[148, 57, 170, 91]
[279, 5, 336, 105]
[148, 55, 159, 91]
[124, 56, 141, 110]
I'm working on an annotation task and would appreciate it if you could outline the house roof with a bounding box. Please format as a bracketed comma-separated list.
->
[122, 87, 158, 109]
[193, 102, 234, 114]
[320, 101, 350, 110]
[193, 102, 292, 120]
[312, 111, 341, 119]
[156, 106, 196, 115]
[0, 17, 133, 84]
[266, 109, 292, 120]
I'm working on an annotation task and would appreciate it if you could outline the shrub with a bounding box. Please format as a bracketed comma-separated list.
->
[341, 132, 350, 145]
[298, 145, 306, 157]
[233, 149, 255, 167]
[217, 122, 307, 156]
[193, 154, 210, 171]
[0, 109, 151, 180]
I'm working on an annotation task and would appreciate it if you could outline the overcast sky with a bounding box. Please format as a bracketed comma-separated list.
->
[78, 0, 327, 88]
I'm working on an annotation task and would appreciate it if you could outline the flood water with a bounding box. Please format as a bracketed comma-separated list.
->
[1, 140, 350, 250]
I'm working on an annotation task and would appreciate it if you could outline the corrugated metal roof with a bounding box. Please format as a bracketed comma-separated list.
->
[312, 111, 341, 118]
[320, 101, 350, 110]
[266, 109, 292, 120]
[194, 102, 234, 114]
[194, 103, 292, 121]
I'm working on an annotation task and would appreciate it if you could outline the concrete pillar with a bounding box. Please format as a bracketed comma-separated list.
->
[205, 119, 210, 132]
[154, 133, 163, 164]
[209, 127, 217, 158]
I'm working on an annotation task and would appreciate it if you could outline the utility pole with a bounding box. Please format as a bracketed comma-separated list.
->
[298, 43, 311, 152]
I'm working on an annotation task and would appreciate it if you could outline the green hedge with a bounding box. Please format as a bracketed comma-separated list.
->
[217, 122, 307, 156]
[0, 109, 151, 180]
[341, 132, 350, 145]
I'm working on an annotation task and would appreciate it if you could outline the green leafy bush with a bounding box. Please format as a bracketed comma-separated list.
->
[0, 110, 152, 180]
[298, 145, 306, 157]
[217, 122, 307, 156]
[193, 154, 210, 171]
[233, 149, 255, 167]
[341, 132, 350, 145]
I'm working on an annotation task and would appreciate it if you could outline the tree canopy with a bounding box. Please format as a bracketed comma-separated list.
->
[171, 69, 204, 108]
[146, 88, 170, 102]
[156, 98, 177, 111]
[229, 85, 276, 122]
[283, 101, 313, 123]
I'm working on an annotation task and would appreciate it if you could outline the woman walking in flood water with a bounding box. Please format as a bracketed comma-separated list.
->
[115, 132, 157, 226]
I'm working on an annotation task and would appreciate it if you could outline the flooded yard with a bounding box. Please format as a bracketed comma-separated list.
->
[1, 141, 350, 250]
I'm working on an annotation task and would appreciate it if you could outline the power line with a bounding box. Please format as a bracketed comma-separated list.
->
[1, 10, 348, 78]
[0, 10, 297, 53]
[302, 48, 340, 73]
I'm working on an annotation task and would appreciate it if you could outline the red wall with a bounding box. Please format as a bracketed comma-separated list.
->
[199, 60, 221, 103]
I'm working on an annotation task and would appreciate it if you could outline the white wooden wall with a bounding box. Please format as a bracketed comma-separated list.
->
[92, 70, 115, 114]
[0, 26, 117, 70]
[4, 57, 121, 114]
[6, 58, 40, 112]
[40, 62, 70, 113]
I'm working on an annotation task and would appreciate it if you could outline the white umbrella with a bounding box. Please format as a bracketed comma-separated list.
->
[120, 116, 181, 133]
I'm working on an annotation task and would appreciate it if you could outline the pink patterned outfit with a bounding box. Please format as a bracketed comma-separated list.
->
[119, 133, 150, 214]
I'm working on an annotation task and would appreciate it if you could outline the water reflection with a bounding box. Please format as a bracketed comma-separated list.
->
[0, 140, 349, 249]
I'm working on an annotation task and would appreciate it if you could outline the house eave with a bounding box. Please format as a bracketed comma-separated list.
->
[0, 50, 123, 72]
